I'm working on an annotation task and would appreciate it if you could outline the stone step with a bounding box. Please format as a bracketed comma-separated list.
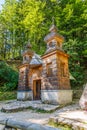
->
[1, 100, 60, 113]
[0, 118, 61, 130]
[49, 114, 87, 130]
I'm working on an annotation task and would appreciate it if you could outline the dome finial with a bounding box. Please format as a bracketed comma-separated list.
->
[49, 17, 57, 32]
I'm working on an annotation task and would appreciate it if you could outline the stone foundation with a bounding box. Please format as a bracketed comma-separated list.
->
[17, 91, 33, 101]
[41, 90, 73, 105]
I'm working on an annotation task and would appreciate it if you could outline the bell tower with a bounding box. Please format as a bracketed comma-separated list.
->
[17, 42, 34, 100]
[44, 24, 63, 53]
[22, 43, 33, 64]
[41, 24, 72, 104]
[46, 25, 62, 50]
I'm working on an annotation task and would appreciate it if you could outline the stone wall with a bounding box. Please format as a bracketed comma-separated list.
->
[41, 90, 72, 104]
[17, 91, 33, 100]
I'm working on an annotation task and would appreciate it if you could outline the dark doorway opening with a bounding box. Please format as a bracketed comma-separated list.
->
[33, 80, 41, 100]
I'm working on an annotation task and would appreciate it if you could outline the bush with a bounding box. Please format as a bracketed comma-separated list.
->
[0, 61, 18, 91]
[0, 91, 17, 100]
[70, 64, 85, 89]
[63, 39, 86, 89]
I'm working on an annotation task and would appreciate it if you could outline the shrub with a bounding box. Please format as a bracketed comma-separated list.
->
[63, 39, 86, 89]
[0, 61, 18, 91]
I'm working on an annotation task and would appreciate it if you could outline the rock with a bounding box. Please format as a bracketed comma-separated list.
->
[53, 118, 58, 123]
[27, 123, 60, 130]
[79, 83, 87, 110]
[65, 120, 74, 127]
[8, 119, 60, 130]
[58, 117, 64, 124]
[61, 119, 73, 126]
[0, 124, 5, 130]
[1, 100, 59, 113]
[5, 126, 13, 130]
[49, 117, 55, 123]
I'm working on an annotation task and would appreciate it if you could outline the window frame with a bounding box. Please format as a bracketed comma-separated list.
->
[61, 62, 66, 77]
[46, 62, 53, 77]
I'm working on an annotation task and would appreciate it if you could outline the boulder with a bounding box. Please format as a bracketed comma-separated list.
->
[0, 124, 5, 130]
[79, 83, 87, 110]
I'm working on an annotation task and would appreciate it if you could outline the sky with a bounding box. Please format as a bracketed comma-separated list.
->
[0, 0, 5, 10]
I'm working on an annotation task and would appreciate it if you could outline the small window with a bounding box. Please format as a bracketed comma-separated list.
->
[21, 71, 24, 74]
[57, 42, 60, 47]
[24, 55, 31, 62]
[19, 71, 24, 81]
[49, 42, 53, 47]
[47, 63, 53, 77]
[61, 63, 66, 77]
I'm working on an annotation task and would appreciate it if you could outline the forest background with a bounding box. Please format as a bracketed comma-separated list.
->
[0, 0, 87, 94]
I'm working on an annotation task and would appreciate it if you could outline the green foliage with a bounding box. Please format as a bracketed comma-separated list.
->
[0, 0, 87, 58]
[64, 39, 87, 88]
[49, 120, 72, 130]
[0, 91, 16, 100]
[0, 61, 18, 91]
[0, 0, 87, 89]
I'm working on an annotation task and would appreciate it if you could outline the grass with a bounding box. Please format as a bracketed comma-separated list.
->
[0, 91, 17, 101]
[35, 109, 53, 113]
[48, 120, 72, 130]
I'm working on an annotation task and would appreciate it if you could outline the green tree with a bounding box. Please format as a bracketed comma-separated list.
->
[0, 0, 87, 89]
[0, 61, 18, 91]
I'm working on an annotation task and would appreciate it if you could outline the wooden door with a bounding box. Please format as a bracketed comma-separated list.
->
[33, 80, 41, 100]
